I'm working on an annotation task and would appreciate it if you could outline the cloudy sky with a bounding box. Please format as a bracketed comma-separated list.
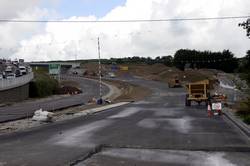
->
[0, 0, 249, 61]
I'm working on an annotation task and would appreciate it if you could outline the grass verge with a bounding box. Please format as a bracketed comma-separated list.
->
[236, 98, 250, 124]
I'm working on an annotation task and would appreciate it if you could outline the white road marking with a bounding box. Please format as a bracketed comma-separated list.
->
[154, 107, 182, 116]
[137, 116, 193, 133]
[74, 102, 130, 116]
[166, 116, 193, 134]
[132, 101, 154, 105]
[137, 119, 158, 129]
[49, 120, 112, 147]
[108, 107, 141, 119]
[159, 92, 186, 97]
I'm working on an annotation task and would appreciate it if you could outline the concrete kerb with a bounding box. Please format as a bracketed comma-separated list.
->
[223, 108, 250, 139]
[101, 81, 121, 101]
[0, 102, 132, 135]
[0, 76, 119, 124]
[74, 102, 131, 117]
[62, 75, 121, 101]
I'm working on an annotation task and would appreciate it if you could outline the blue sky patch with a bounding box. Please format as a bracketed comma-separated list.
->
[42, 0, 126, 18]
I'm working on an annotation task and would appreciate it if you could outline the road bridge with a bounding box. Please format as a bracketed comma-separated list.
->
[0, 72, 34, 103]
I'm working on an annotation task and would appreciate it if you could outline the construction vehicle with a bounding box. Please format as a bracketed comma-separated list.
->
[168, 76, 181, 88]
[185, 79, 210, 106]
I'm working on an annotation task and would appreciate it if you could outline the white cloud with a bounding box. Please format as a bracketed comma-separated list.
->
[0, 0, 59, 60]
[0, 0, 41, 19]
[1, 0, 250, 61]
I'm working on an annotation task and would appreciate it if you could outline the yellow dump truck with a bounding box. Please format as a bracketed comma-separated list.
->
[185, 79, 210, 106]
[168, 77, 181, 88]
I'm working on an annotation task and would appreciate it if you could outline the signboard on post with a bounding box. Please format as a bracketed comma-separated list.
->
[120, 66, 129, 71]
[212, 102, 222, 110]
[49, 64, 61, 75]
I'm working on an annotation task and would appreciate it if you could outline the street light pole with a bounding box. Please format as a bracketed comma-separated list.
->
[75, 41, 78, 62]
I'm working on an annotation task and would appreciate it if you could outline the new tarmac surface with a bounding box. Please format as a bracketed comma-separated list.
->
[0, 77, 249, 166]
[0, 76, 109, 123]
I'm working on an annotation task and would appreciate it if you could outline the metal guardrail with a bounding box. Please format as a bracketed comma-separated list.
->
[0, 72, 34, 91]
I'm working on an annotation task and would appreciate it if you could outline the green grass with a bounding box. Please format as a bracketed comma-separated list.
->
[243, 115, 250, 124]
[236, 98, 250, 125]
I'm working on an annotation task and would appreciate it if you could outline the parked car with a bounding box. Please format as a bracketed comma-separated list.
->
[0, 74, 3, 79]
[15, 69, 22, 77]
[13, 61, 19, 66]
[19, 66, 27, 75]
[6, 73, 16, 79]
[5, 66, 12, 73]
[1, 71, 6, 78]
[108, 72, 116, 78]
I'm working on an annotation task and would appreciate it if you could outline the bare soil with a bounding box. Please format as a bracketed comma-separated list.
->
[82, 62, 218, 84]
[103, 79, 152, 102]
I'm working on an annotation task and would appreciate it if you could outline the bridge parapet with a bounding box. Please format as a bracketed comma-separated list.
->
[0, 72, 34, 91]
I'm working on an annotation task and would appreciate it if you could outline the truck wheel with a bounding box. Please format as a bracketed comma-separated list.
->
[185, 95, 191, 106]
[205, 100, 209, 106]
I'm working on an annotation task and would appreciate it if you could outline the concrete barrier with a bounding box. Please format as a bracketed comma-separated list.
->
[0, 83, 30, 103]
[0, 72, 34, 91]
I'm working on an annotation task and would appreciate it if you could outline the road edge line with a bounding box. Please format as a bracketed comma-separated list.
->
[74, 102, 131, 116]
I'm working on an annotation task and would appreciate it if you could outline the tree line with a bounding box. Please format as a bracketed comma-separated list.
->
[105, 49, 241, 73]
[173, 49, 238, 72]
[238, 50, 250, 84]
[77, 48, 250, 76]
[107, 56, 173, 66]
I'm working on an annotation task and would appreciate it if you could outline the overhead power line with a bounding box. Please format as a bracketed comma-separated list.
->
[0, 15, 249, 23]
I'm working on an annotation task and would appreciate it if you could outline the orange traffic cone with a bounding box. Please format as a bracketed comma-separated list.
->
[207, 105, 213, 117]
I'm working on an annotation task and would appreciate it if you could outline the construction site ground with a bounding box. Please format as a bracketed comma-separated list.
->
[1, 62, 249, 136]
[0, 77, 151, 135]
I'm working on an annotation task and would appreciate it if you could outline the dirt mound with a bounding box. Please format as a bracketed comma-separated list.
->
[57, 86, 82, 95]
[82, 62, 219, 85]
[82, 62, 99, 71]
[82, 62, 110, 77]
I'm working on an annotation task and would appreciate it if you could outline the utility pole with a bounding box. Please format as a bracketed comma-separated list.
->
[75, 41, 78, 62]
[97, 37, 103, 104]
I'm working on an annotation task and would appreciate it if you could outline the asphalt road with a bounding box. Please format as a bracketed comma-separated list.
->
[0, 77, 249, 166]
[0, 76, 109, 123]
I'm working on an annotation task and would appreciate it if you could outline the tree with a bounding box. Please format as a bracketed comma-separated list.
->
[173, 49, 238, 72]
[241, 50, 250, 84]
[239, 18, 250, 38]
[246, 50, 250, 66]
[161, 56, 173, 66]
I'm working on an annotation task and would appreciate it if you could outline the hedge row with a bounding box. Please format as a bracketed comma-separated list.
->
[29, 74, 59, 98]
[237, 98, 250, 124]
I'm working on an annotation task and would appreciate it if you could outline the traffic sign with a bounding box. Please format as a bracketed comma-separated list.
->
[49, 64, 61, 75]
